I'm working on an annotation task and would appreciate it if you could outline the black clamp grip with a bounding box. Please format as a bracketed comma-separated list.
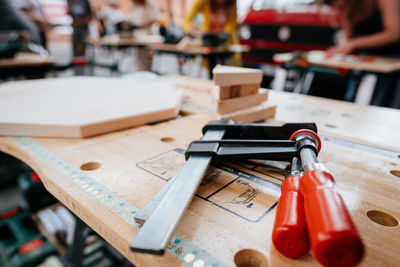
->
[185, 120, 319, 163]
[202, 121, 317, 140]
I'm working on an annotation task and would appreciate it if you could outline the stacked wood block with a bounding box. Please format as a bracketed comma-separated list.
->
[212, 65, 276, 122]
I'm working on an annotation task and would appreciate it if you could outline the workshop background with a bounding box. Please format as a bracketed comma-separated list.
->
[1, 0, 399, 266]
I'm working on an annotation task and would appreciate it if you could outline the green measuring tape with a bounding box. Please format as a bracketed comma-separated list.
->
[11, 136, 229, 267]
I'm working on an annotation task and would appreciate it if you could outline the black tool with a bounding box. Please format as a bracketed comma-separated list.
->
[131, 120, 317, 255]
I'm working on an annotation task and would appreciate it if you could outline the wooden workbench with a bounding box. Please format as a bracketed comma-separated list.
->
[150, 44, 248, 78]
[0, 52, 56, 69]
[86, 35, 164, 48]
[150, 43, 248, 56]
[0, 52, 56, 79]
[273, 51, 400, 107]
[0, 76, 399, 266]
[274, 51, 400, 74]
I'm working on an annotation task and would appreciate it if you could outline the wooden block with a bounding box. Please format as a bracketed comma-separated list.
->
[214, 83, 260, 100]
[213, 65, 263, 86]
[216, 90, 268, 114]
[0, 77, 183, 138]
[218, 103, 276, 122]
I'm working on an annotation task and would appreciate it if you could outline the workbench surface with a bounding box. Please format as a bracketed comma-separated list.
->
[0, 76, 399, 267]
[274, 51, 400, 73]
[0, 52, 56, 68]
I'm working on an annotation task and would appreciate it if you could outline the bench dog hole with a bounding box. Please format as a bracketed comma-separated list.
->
[160, 137, 175, 143]
[390, 170, 400, 178]
[367, 210, 399, 227]
[234, 249, 268, 267]
[80, 162, 101, 171]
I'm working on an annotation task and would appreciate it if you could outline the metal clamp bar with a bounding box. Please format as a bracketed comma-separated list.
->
[186, 139, 298, 161]
[203, 121, 317, 140]
[130, 129, 226, 254]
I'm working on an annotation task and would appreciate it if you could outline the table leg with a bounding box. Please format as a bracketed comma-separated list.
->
[272, 67, 288, 91]
[62, 217, 86, 267]
[208, 54, 217, 79]
[370, 72, 399, 107]
[301, 71, 315, 95]
[354, 74, 376, 104]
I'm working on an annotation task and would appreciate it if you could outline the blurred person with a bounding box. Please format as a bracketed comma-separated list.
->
[126, 0, 160, 35]
[324, 0, 400, 109]
[156, 0, 191, 28]
[118, 0, 160, 71]
[156, 0, 185, 43]
[14, 0, 49, 48]
[67, 0, 93, 57]
[0, 0, 41, 44]
[100, 0, 125, 35]
[182, 0, 238, 45]
[325, 0, 400, 56]
[182, 0, 239, 68]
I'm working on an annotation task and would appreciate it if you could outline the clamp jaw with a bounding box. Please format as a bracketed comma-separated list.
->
[185, 120, 318, 162]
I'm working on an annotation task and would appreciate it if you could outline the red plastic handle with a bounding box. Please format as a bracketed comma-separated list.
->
[272, 175, 309, 258]
[300, 170, 364, 267]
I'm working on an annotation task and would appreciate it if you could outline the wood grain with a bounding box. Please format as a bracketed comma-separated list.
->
[213, 65, 263, 86]
[215, 90, 268, 114]
[214, 84, 260, 100]
[218, 103, 276, 122]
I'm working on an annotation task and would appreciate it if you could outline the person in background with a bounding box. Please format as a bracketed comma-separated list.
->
[325, 0, 400, 109]
[1, 0, 41, 45]
[14, 0, 50, 48]
[126, 0, 160, 35]
[325, 0, 400, 56]
[67, 0, 93, 57]
[100, 0, 125, 35]
[156, 0, 185, 43]
[122, 0, 160, 71]
[182, 0, 238, 45]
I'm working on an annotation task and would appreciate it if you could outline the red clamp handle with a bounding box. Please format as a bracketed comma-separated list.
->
[300, 170, 364, 267]
[272, 175, 309, 258]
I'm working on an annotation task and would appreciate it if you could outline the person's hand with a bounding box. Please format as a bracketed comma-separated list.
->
[327, 41, 355, 55]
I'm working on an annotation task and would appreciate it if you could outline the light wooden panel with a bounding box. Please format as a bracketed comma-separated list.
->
[213, 65, 263, 86]
[214, 90, 268, 114]
[213, 84, 260, 100]
[0, 77, 182, 138]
